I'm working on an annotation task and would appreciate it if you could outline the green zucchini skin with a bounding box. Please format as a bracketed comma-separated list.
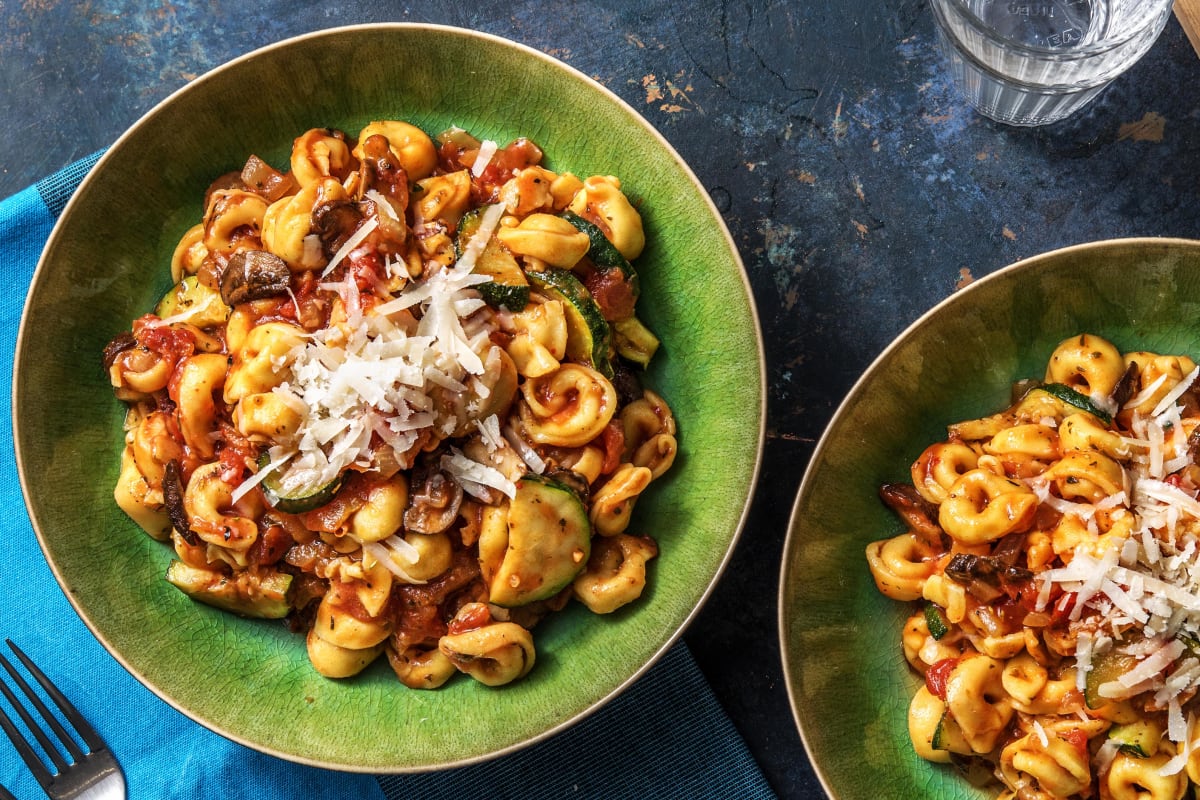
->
[930, 710, 970, 753]
[257, 451, 344, 514]
[924, 603, 949, 640]
[456, 207, 531, 310]
[561, 210, 640, 302]
[1034, 383, 1114, 425]
[526, 267, 614, 378]
[166, 559, 292, 619]
[485, 472, 591, 608]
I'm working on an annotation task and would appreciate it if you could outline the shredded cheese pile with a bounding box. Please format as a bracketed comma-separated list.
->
[255, 205, 515, 499]
[1031, 367, 1200, 770]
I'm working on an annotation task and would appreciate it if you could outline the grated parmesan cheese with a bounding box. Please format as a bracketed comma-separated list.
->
[454, 203, 505, 275]
[1153, 366, 1200, 418]
[441, 448, 517, 499]
[475, 414, 505, 454]
[230, 449, 293, 505]
[504, 424, 546, 474]
[1030, 384, 1200, 763]
[264, 246, 508, 497]
[364, 189, 400, 221]
[1125, 373, 1168, 410]
[321, 216, 379, 278]
[472, 140, 499, 178]
[363, 535, 426, 584]
[1032, 719, 1049, 748]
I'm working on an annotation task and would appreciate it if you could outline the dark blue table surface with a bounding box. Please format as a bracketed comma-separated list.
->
[3, 3, 1199, 797]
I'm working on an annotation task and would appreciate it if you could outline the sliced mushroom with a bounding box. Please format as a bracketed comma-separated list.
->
[878, 483, 944, 547]
[357, 133, 409, 252]
[943, 550, 1032, 602]
[1109, 362, 1139, 410]
[218, 249, 292, 306]
[163, 459, 197, 545]
[1189, 426, 1200, 463]
[101, 331, 136, 370]
[403, 464, 463, 535]
[310, 194, 362, 257]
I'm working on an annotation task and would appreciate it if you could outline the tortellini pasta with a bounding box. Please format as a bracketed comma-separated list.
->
[495, 213, 590, 268]
[290, 128, 355, 187]
[105, 119, 677, 691]
[568, 175, 645, 260]
[518, 363, 618, 447]
[868, 334, 1200, 799]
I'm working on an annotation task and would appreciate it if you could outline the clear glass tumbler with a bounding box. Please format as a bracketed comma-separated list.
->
[929, 0, 1175, 126]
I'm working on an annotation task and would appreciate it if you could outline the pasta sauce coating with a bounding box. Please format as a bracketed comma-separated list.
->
[106, 120, 677, 689]
[868, 333, 1200, 800]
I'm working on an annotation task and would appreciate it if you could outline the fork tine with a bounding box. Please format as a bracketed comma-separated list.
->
[0, 641, 124, 800]
[0, 644, 85, 767]
[0, 655, 57, 785]
[4, 641, 106, 757]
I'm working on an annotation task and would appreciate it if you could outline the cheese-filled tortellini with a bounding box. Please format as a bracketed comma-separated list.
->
[869, 332, 1200, 799]
[104, 119, 678, 693]
[353, 120, 437, 181]
[203, 189, 268, 255]
[224, 321, 306, 403]
[496, 213, 589, 268]
[262, 177, 348, 270]
[568, 175, 645, 260]
[290, 128, 354, 187]
[518, 363, 617, 447]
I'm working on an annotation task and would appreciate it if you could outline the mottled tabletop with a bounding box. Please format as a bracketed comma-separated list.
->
[3, 2, 1200, 797]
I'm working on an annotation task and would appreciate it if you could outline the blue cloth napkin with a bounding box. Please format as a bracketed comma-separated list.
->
[0, 156, 777, 800]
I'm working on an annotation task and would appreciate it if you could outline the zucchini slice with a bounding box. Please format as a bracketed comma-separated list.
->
[562, 211, 629, 269]
[613, 316, 660, 368]
[931, 711, 971, 753]
[924, 603, 950, 640]
[257, 451, 344, 514]
[526, 267, 614, 378]
[1084, 647, 1139, 708]
[155, 275, 231, 328]
[457, 207, 530, 310]
[482, 472, 591, 607]
[561, 210, 640, 301]
[166, 560, 292, 619]
[1021, 383, 1114, 425]
[1107, 719, 1162, 757]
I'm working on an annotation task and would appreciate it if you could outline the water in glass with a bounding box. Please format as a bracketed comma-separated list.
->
[931, 0, 1173, 125]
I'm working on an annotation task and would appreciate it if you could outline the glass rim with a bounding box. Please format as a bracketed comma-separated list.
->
[936, 0, 1174, 58]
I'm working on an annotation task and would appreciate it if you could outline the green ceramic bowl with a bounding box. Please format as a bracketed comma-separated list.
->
[14, 24, 763, 772]
[779, 238, 1200, 799]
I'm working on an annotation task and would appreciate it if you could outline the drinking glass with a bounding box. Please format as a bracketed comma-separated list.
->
[930, 0, 1175, 126]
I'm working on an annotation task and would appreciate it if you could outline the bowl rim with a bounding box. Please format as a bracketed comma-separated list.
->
[775, 235, 1200, 797]
[13, 21, 767, 771]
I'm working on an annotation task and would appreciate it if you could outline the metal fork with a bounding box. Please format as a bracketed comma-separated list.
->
[0, 640, 124, 799]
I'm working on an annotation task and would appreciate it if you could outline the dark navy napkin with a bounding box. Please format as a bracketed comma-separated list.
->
[0, 156, 776, 800]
